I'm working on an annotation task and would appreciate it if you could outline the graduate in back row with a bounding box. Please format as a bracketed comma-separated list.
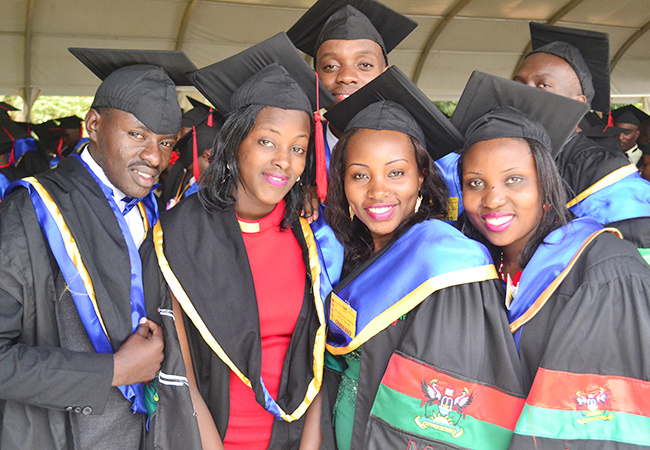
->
[455, 72, 650, 449]
[513, 22, 650, 261]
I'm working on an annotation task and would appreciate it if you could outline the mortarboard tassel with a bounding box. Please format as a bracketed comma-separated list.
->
[2, 125, 15, 168]
[314, 72, 327, 202]
[56, 135, 64, 157]
[605, 111, 613, 130]
[192, 125, 200, 183]
[168, 151, 179, 167]
[207, 108, 214, 127]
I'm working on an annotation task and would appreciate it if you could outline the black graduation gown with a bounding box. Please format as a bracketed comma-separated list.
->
[556, 133, 650, 248]
[150, 195, 327, 450]
[324, 222, 526, 450]
[509, 231, 650, 449]
[0, 156, 200, 449]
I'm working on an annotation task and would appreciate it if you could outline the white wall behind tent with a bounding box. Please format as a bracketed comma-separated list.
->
[1, 0, 649, 118]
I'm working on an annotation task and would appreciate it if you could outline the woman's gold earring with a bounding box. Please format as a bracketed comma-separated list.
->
[349, 206, 355, 221]
[414, 194, 423, 214]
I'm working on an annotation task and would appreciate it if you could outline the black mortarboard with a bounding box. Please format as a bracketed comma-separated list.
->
[175, 119, 223, 170]
[612, 105, 650, 128]
[190, 33, 334, 115]
[30, 120, 64, 143]
[528, 22, 610, 114]
[69, 48, 198, 135]
[182, 97, 213, 128]
[54, 116, 83, 129]
[452, 71, 589, 157]
[579, 112, 625, 138]
[287, 0, 417, 59]
[464, 106, 553, 152]
[0, 102, 19, 112]
[325, 66, 464, 161]
[0, 115, 32, 155]
[191, 32, 335, 200]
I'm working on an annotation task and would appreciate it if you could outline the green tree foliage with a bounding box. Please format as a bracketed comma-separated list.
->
[0, 95, 93, 124]
[434, 101, 457, 118]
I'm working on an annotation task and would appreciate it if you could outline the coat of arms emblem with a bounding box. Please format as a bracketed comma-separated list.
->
[573, 388, 614, 424]
[414, 378, 473, 438]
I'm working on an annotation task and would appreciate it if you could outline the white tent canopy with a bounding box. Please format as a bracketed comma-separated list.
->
[2, 0, 649, 114]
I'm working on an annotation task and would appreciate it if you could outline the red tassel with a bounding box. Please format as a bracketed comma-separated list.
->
[314, 72, 327, 202]
[192, 125, 200, 183]
[2, 125, 15, 167]
[168, 151, 179, 167]
[605, 111, 613, 131]
[6, 148, 15, 167]
[208, 108, 214, 128]
[56, 136, 63, 157]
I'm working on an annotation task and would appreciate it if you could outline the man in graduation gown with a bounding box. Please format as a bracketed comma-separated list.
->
[513, 22, 650, 259]
[612, 105, 650, 166]
[288, 0, 417, 173]
[287, 0, 421, 301]
[0, 48, 201, 449]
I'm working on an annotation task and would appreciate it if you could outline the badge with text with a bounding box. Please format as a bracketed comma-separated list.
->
[330, 295, 357, 338]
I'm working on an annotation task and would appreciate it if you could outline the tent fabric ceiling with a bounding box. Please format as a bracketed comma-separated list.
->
[1, 0, 648, 105]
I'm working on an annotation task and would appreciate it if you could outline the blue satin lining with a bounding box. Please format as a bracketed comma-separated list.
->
[311, 203, 344, 302]
[327, 219, 494, 348]
[507, 218, 603, 350]
[0, 172, 10, 200]
[184, 181, 198, 198]
[570, 172, 650, 224]
[434, 152, 464, 221]
[14, 137, 39, 164]
[324, 123, 332, 173]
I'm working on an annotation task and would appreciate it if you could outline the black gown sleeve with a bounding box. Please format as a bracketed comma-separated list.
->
[510, 234, 650, 449]
[0, 191, 114, 413]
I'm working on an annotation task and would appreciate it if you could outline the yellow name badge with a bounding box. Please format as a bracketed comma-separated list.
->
[330, 295, 357, 339]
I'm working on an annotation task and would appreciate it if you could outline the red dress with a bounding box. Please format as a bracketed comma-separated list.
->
[224, 201, 306, 449]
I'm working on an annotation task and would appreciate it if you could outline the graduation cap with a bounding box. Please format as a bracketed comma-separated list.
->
[528, 22, 610, 115]
[579, 112, 625, 138]
[190, 32, 335, 199]
[612, 105, 650, 128]
[175, 119, 223, 170]
[0, 115, 25, 155]
[286, 0, 417, 60]
[69, 48, 198, 135]
[182, 97, 214, 128]
[31, 120, 63, 143]
[325, 66, 463, 161]
[452, 71, 590, 157]
[0, 115, 38, 163]
[0, 102, 19, 112]
[54, 115, 83, 129]
[190, 33, 333, 115]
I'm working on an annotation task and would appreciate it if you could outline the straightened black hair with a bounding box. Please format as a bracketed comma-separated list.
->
[198, 104, 314, 229]
[325, 128, 448, 273]
[458, 137, 573, 268]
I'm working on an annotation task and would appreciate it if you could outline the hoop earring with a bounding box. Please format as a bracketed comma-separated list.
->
[414, 194, 423, 213]
[349, 206, 355, 221]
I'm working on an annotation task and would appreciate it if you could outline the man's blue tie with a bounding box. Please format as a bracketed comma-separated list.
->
[121, 196, 140, 215]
